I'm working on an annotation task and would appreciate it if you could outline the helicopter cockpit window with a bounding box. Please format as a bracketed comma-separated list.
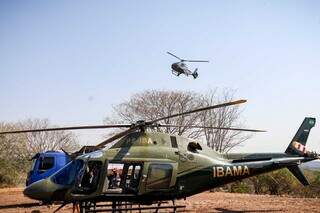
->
[30, 153, 39, 171]
[146, 164, 172, 190]
[30, 158, 37, 171]
[38, 157, 54, 172]
[187, 142, 202, 153]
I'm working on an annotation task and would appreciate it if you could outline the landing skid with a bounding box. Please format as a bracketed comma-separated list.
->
[172, 70, 182, 77]
[79, 200, 186, 213]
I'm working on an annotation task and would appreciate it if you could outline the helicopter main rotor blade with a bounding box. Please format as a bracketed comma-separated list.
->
[154, 124, 266, 132]
[96, 126, 139, 148]
[94, 100, 246, 148]
[167, 52, 183, 61]
[149, 99, 247, 124]
[183, 60, 209, 63]
[0, 124, 132, 135]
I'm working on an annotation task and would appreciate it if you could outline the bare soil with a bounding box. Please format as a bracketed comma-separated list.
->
[0, 188, 319, 213]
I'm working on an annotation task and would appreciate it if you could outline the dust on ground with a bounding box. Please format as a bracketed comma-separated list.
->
[0, 188, 319, 212]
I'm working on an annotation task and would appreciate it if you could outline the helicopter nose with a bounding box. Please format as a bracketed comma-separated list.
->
[23, 179, 62, 201]
[24, 179, 50, 200]
[172, 63, 178, 69]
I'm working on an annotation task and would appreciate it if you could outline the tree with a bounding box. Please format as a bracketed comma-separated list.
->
[106, 89, 250, 152]
[17, 119, 79, 155]
[248, 169, 297, 195]
[0, 119, 79, 186]
[0, 122, 28, 172]
[200, 89, 251, 152]
[106, 90, 204, 138]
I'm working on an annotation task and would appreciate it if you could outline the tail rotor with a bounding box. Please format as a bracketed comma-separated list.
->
[192, 69, 198, 79]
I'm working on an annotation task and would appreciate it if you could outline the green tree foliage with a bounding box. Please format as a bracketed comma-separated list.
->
[224, 168, 320, 198]
[250, 169, 296, 195]
[230, 180, 253, 193]
[0, 119, 79, 187]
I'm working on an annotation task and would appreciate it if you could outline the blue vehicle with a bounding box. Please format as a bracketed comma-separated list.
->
[26, 151, 71, 186]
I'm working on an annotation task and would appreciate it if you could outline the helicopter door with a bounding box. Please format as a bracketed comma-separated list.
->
[72, 160, 103, 195]
[102, 162, 142, 194]
[145, 163, 177, 192]
[122, 164, 142, 194]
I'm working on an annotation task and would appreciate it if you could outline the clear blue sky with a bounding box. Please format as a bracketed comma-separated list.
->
[1, 1, 319, 152]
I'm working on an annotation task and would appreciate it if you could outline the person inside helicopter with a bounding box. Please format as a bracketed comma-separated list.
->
[77, 161, 102, 194]
[124, 164, 141, 193]
[80, 165, 91, 188]
[103, 163, 142, 194]
[108, 168, 121, 189]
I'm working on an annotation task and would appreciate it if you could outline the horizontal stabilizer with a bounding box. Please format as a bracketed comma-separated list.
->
[287, 165, 309, 186]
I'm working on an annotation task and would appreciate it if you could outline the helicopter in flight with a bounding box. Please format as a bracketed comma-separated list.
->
[0, 99, 319, 213]
[167, 52, 209, 79]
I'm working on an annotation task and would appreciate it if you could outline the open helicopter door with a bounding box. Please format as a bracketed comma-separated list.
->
[69, 157, 104, 200]
[101, 161, 143, 195]
[143, 162, 178, 193]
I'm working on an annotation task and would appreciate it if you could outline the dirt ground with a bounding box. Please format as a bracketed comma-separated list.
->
[0, 188, 319, 213]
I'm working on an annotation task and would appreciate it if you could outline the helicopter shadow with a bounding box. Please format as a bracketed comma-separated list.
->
[0, 202, 41, 209]
[214, 208, 284, 213]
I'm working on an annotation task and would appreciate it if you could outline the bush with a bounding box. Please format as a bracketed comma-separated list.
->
[0, 158, 29, 187]
[230, 180, 253, 193]
[221, 168, 320, 198]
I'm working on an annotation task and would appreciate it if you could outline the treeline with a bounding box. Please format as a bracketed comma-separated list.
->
[0, 119, 79, 187]
[221, 168, 320, 198]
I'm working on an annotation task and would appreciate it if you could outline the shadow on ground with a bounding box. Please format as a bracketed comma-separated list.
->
[0, 203, 40, 209]
[214, 208, 284, 213]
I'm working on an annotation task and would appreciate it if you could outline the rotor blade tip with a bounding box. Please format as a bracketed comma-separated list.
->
[252, 129, 267, 132]
[236, 99, 247, 104]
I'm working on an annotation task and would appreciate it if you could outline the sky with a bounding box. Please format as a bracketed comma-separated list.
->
[0, 1, 320, 153]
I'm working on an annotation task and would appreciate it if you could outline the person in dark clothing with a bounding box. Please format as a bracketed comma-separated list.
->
[108, 168, 119, 189]
[81, 166, 92, 188]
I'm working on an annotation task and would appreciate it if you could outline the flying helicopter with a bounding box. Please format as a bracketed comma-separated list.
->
[167, 52, 209, 79]
[0, 99, 319, 213]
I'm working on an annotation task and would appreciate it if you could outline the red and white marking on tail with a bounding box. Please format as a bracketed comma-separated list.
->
[292, 141, 307, 154]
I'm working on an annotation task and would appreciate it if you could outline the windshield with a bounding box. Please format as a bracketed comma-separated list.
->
[51, 160, 83, 186]
[30, 158, 37, 171]
[38, 157, 54, 171]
